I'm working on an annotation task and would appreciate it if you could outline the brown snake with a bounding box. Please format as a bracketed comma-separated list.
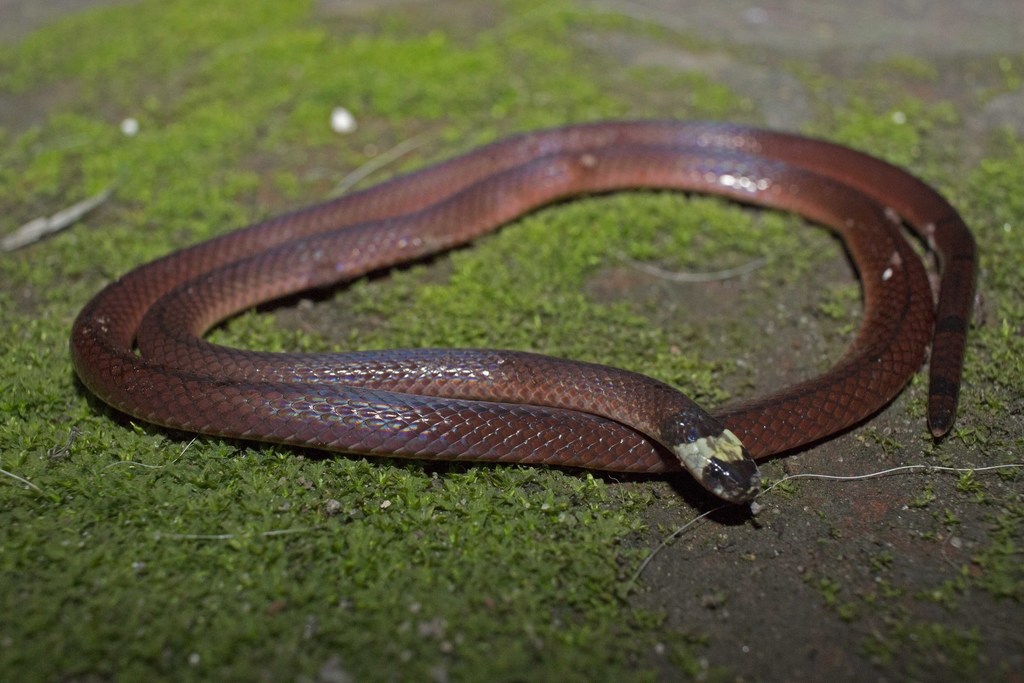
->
[70, 121, 976, 504]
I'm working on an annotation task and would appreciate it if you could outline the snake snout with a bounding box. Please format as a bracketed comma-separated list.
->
[702, 453, 761, 504]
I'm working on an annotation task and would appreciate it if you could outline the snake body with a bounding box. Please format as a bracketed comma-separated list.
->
[70, 121, 976, 503]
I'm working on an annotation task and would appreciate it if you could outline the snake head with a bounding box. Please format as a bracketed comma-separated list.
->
[668, 419, 761, 504]
[694, 435, 761, 504]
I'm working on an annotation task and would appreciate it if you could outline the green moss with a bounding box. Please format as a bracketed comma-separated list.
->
[0, 0, 737, 680]
[864, 621, 982, 679]
[329, 193, 761, 405]
[859, 427, 903, 457]
[804, 573, 860, 622]
[909, 484, 937, 509]
[0, 0, 312, 95]
[816, 282, 862, 336]
[967, 504, 1024, 601]
[2, 0, 1023, 680]
[868, 56, 940, 83]
[824, 97, 959, 169]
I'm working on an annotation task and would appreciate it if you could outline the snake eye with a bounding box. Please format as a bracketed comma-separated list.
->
[685, 426, 699, 443]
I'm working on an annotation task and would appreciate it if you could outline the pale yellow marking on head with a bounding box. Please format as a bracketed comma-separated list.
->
[673, 428, 744, 473]
[672, 429, 755, 502]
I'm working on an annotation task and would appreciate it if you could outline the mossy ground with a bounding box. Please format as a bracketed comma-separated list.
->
[1, 1, 1021, 681]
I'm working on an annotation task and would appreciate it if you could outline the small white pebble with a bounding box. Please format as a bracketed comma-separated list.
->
[891, 111, 907, 125]
[380, 499, 391, 510]
[331, 107, 357, 133]
[188, 652, 200, 666]
[120, 118, 139, 136]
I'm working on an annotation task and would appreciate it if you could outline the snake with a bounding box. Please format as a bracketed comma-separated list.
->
[69, 121, 976, 504]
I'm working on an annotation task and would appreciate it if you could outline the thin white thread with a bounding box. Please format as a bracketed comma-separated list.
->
[103, 436, 197, 470]
[331, 134, 430, 198]
[0, 467, 47, 495]
[627, 505, 726, 586]
[760, 462, 1024, 495]
[630, 462, 1024, 585]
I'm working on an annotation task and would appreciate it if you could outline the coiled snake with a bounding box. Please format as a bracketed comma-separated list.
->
[70, 121, 976, 504]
